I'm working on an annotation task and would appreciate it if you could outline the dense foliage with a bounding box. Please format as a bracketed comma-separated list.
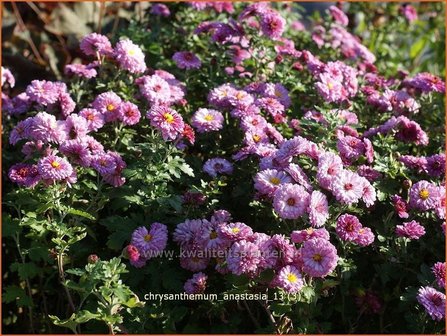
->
[2, 2, 445, 334]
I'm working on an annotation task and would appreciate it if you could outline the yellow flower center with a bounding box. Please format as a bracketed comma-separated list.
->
[419, 189, 430, 200]
[270, 177, 281, 185]
[51, 161, 60, 169]
[210, 231, 218, 239]
[313, 253, 322, 262]
[253, 134, 261, 142]
[204, 114, 214, 121]
[306, 228, 314, 235]
[236, 91, 245, 100]
[106, 104, 115, 111]
[327, 82, 334, 90]
[87, 113, 95, 121]
[163, 113, 174, 123]
[128, 49, 136, 56]
[287, 273, 298, 283]
[231, 227, 240, 234]
[144, 234, 152, 242]
[274, 89, 282, 98]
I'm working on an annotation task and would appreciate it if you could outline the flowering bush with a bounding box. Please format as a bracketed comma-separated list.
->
[2, 2, 445, 334]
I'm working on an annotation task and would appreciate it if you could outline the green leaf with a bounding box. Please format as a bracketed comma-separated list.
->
[10, 262, 39, 280]
[2, 285, 32, 307]
[66, 208, 96, 221]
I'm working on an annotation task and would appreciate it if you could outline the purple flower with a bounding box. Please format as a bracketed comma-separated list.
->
[63, 114, 89, 140]
[131, 223, 168, 259]
[101, 152, 127, 187]
[80, 33, 112, 56]
[8, 163, 40, 188]
[409, 180, 439, 211]
[226, 240, 261, 276]
[317, 152, 344, 189]
[91, 152, 117, 175]
[198, 221, 229, 250]
[191, 108, 224, 133]
[391, 195, 409, 219]
[395, 220, 425, 240]
[416, 286, 445, 321]
[59, 139, 92, 167]
[315, 73, 344, 103]
[118, 101, 141, 126]
[400, 4, 418, 22]
[218, 222, 253, 242]
[301, 238, 338, 278]
[64, 63, 97, 79]
[172, 51, 201, 70]
[330, 170, 364, 205]
[435, 186, 445, 220]
[273, 183, 310, 219]
[259, 11, 286, 40]
[357, 165, 382, 182]
[284, 163, 312, 191]
[180, 252, 210, 272]
[210, 209, 232, 224]
[147, 105, 184, 141]
[29, 112, 67, 144]
[336, 214, 362, 242]
[79, 108, 105, 131]
[432, 262, 446, 289]
[150, 3, 170, 17]
[10, 118, 33, 145]
[395, 117, 429, 146]
[138, 75, 172, 105]
[426, 154, 445, 177]
[26, 80, 60, 106]
[4, 92, 31, 116]
[173, 219, 204, 246]
[184, 272, 207, 294]
[114, 39, 146, 74]
[291, 227, 330, 244]
[254, 169, 292, 196]
[259, 234, 296, 269]
[262, 83, 291, 109]
[405, 72, 445, 93]
[308, 190, 329, 227]
[329, 5, 348, 26]
[37, 155, 74, 181]
[353, 227, 375, 246]
[273, 265, 304, 293]
[203, 158, 233, 178]
[2, 67, 15, 87]
[92, 91, 123, 122]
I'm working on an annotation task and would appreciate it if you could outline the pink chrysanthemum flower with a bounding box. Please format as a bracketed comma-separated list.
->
[274, 265, 304, 293]
[173, 219, 204, 246]
[409, 180, 439, 211]
[301, 238, 338, 278]
[63, 114, 89, 140]
[184, 272, 207, 294]
[329, 5, 349, 26]
[92, 91, 123, 122]
[29, 112, 67, 144]
[203, 158, 233, 177]
[172, 51, 202, 70]
[391, 195, 409, 219]
[218, 222, 253, 242]
[395, 220, 425, 240]
[227, 240, 261, 276]
[118, 101, 141, 126]
[273, 183, 310, 219]
[336, 214, 362, 242]
[353, 227, 375, 246]
[114, 39, 146, 73]
[284, 163, 312, 191]
[432, 262, 446, 289]
[254, 169, 292, 196]
[26, 80, 60, 106]
[315, 73, 345, 103]
[91, 152, 118, 175]
[37, 155, 74, 181]
[262, 83, 291, 109]
[10, 118, 33, 145]
[147, 105, 184, 141]
[131, 223, 168, 259]
[180, 254, 210, 272]
[330, 170, 364, 205]
[308, 190, 329, 227]
[416, 286, 446, 321]
[291, 227, 330, 244]
[259, 11, 286, 40]
[102, 151, 127, 187]
[198, 221, 229, 251]
[191, 108, 224, 133]
[64, 63, 97, 79]
[59, 139, 92, 167]
[79, 108, 105, 131]
[317, 152, 344, 189]
[80, 33, 112, 56]
[405, 72, 445, 93]
[8, 163, 41, 188]
[150, 3, 170, 17]
[138, 75, 172, 105]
